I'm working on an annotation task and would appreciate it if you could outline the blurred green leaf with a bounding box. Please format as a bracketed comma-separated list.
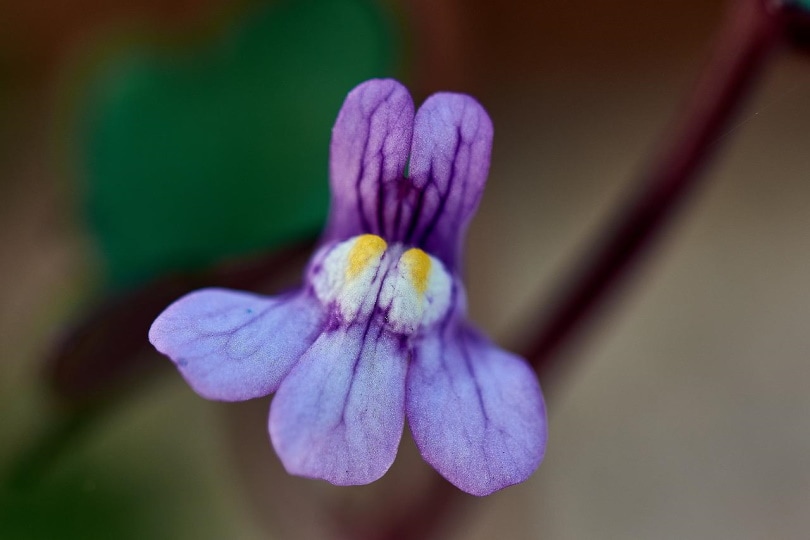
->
[80, 0, 399, 289]
[1, 468, 152, 540]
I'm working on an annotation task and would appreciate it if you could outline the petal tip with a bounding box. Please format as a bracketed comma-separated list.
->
[419, 92, 494, 142]
[407, 325, 547, 497]
[150, 288, 324, 402]
[268, 324, 407, 487]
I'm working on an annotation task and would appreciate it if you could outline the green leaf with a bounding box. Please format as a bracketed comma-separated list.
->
[79, 0, 400, 289]
[1, 470, 151, 540]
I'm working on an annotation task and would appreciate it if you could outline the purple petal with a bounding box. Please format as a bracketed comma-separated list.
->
[269, 322, 407, 485]
[406, 93, 493, 270]
[149, 288, 324, 401]
[325, 78, 415, 243]
[406, 323, 546, 496]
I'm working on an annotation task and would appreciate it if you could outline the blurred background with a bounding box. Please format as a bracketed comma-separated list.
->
[2, 0, 810, 538]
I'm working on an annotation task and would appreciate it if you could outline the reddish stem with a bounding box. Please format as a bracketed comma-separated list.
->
[525, 0, 784, 371]
[47, 238, 314, 407]
[361, 1, 785, 539]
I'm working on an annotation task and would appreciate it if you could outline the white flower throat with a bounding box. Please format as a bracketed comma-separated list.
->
[310, 234, 453, 334]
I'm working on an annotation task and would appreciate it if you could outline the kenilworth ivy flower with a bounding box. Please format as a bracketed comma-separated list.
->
[149, 79, 547, 496]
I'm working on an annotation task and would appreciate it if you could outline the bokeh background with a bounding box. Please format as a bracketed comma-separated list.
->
[2, 0, 810, 538]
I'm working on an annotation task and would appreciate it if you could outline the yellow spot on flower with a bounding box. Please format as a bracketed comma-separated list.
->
[401, 248, 431, 295]
[346, 234, 387, 279]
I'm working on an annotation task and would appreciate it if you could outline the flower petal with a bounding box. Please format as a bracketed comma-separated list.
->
[269, 322, 407, 485]
[406, 323, 547, 496]
[406, 93, 493, 270]
[149, 288, 324, 401]
[326, 78, 415, 243]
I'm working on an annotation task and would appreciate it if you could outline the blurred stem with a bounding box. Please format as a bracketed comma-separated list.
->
[47, 238, 314, 406]
[524, 0, 783, 372]
[360, 1, 786, 539]
[11, 238, 314, 490]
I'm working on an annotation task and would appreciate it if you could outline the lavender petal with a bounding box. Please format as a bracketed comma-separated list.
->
[149, 288, 324, 401]
[326, 78, 415, 243]
[269, 322, 407, 485]
[406, 323, 547, 496]
[407, 93, 493, 270]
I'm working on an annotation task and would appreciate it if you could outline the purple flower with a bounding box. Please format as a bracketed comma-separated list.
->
[149, 79, 547, 496]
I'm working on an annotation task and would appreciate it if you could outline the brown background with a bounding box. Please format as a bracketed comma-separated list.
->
[2, 1, 810, 538]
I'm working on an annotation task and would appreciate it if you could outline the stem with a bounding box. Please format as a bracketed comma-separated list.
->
[46, 238, 314, 406]
[525, 0, 784, 371]
[362, 1, 785, 539]
[17, 239, 314, 489]
[361, 481, 469, 540]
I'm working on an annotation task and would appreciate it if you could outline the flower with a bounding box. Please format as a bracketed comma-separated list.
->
[149, 79, 547, 496]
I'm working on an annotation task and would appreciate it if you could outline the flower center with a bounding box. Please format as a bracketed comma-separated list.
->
[310, 234, 452, 334]
[399, 248, 431, 295]
[346, 234, 388, 279]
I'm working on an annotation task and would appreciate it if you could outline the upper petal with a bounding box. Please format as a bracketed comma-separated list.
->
[406, 322, 547, 496]
[325, 78, 415, 243]
[325, 80, 493, 273]
[269, 321, 407, 485]
[405, 93, 493, 270]
[149, 288, 324, 401]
